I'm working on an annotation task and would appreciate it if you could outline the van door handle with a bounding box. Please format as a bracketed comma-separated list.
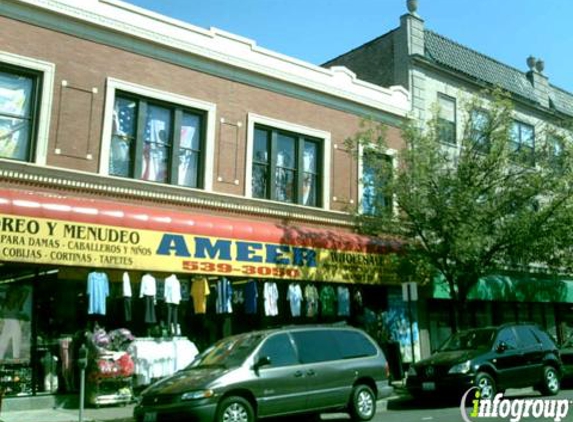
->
[307, 370, 316, 377]
[294, 371, 303, 377]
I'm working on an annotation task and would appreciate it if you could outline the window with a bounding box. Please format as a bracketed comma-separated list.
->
[515, 326, 538, 347]
[109, 92, 205, 187]
[252, 125, 322, 207]
[0, 65, 41, 162]
[361, 149, 393, 215]
[257, 334, 298, 367]
[510, 120, 534, 164]
[291, 330, 341, 363]
[469, 109, 490, 151]
[547, 134, 564, 168]
[437, 94, 456, 144]
[334, 331, 378, 359]
[495, 328, 518, 350]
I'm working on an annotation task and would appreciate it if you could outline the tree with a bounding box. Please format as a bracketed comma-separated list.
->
[349, 89, 573, 330]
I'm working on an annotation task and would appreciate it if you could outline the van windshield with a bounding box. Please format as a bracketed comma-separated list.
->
[439, 328, 496, 352]
[188, 333, 265, 369]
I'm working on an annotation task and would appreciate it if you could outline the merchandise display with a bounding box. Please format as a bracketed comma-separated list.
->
[129, 337, 198, 387]
[85, 327, 135, 407]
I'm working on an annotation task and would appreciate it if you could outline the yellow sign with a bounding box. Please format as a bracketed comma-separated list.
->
[0, 214, 396, 284]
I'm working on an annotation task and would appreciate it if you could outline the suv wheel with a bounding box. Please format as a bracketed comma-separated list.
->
[217, 396, 254, 422]
[539, 366, 560, 396]
[475, 372, 496, 400]
[349, 384, 376, 421]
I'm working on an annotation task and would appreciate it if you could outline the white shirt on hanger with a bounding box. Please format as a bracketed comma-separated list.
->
[164, 274, 181, 305]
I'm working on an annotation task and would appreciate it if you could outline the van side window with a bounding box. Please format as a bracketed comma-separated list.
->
[257, 333, 298, 367]
[335, 331, 378, 358]
[292, 330, 341, 363]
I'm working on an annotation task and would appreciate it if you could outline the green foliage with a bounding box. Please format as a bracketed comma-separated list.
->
[349, 88, 573, 307]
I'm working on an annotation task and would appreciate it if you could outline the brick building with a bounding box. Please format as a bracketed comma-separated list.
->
[0, 0, 409, 400]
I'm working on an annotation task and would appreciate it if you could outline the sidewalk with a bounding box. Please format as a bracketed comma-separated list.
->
[0, 381, 408, 422]
[0, 403, 135, 422]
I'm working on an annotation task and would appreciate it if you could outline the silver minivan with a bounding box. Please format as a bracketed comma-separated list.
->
[134, 325, 393, 422]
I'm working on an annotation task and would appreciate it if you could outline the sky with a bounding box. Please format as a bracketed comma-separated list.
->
[125, 0, 573, 93]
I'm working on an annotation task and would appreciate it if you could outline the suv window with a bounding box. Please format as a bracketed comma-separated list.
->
[292, 330, 341, 363]
[257, 333, 298, 367]
[334, 330, 378, 359]
[515, 326, 538, 347]
[496, 327, 518, 350]
[531, 326, 557, 349]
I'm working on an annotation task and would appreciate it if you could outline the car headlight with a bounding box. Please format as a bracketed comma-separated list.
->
[448, 360, 471, 374]
[181, 389, 215, 401]
[407, 366, 417, 376]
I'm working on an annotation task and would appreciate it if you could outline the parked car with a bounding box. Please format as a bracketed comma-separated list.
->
[406, 323, 561, 400]
[134, 325, 393, 422]
[559, 336, 573, 381]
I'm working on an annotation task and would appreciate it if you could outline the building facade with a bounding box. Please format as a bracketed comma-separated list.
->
[325, 1, 573, 358]
[0, 0, 410, 400]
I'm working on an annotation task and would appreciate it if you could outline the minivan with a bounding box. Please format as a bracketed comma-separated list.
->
[134, 325, 393, 422]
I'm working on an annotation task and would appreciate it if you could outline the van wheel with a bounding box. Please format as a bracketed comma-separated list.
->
[349, 384, 376, 421]
[217, 396, 254, 422]
[539, 366, 560, 396]
[475, 372, 496, 400]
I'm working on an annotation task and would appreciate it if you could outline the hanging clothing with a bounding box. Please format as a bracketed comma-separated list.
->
[191, 277, 210, 314]
[87, 271, 109, 315]
[264, 282, 279, 316]
[122, 272, 132, 297]
[287, 283, 303, 317]
[216, 278, 233, 314]
[244, 280, 258, 315]
[140, 274, 157, 324]
[337, 286, 351, 316]
[320, 285, 336, 316]
[304, 284, 319, 317]
[164, 274, 181, 305]
[139, 273, 157, 298]
[122, 272, 133, 323]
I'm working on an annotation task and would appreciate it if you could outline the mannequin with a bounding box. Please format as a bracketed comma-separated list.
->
[164, 274, 181, 336]
[140, 273, 157, 335]
[122, 272, 132, 323]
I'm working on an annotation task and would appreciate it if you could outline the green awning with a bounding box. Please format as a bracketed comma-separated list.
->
[432, 273, 573, 303]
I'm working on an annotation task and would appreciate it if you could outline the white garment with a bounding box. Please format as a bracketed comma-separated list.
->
[140, 274, 157, 297]
[164, 274, 181, 305]
[122, 272, 132, 297]
[287, 283, 303, 317]
[264, 282, 279, 316]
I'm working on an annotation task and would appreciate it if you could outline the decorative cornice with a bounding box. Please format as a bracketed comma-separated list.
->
[0, 166, 357, 228]
[7, 0, 410, 121]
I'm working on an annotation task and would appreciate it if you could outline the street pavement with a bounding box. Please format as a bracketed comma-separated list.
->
[0, 382, 407, 422]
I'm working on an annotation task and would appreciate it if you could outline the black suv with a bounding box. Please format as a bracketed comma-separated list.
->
[406, 323, 561, 399]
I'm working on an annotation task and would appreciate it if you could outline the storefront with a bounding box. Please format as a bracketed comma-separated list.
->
[0, 187, 402, 397]
[426, 273, 573, 352]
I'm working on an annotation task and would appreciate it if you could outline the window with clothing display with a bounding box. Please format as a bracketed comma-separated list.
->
[0, 64, 41, 162]
[361, 149, 393, 215]
[109, 91, 205, 188]
[252, 125, 322, 207]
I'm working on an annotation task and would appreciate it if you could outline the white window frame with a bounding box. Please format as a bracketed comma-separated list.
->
[245, 113, 331, 210]
[358, 143, 397, 215]
[100, 78, 216, 191]
[0, 50, 55, 166]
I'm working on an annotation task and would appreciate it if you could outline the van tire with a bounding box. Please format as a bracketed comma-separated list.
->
[349, 384, 376, 421]
[217, 396, 254, 422]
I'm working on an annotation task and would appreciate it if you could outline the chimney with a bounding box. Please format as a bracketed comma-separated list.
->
[526, 55, 550, 108]
[394, 0, 425, 91]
